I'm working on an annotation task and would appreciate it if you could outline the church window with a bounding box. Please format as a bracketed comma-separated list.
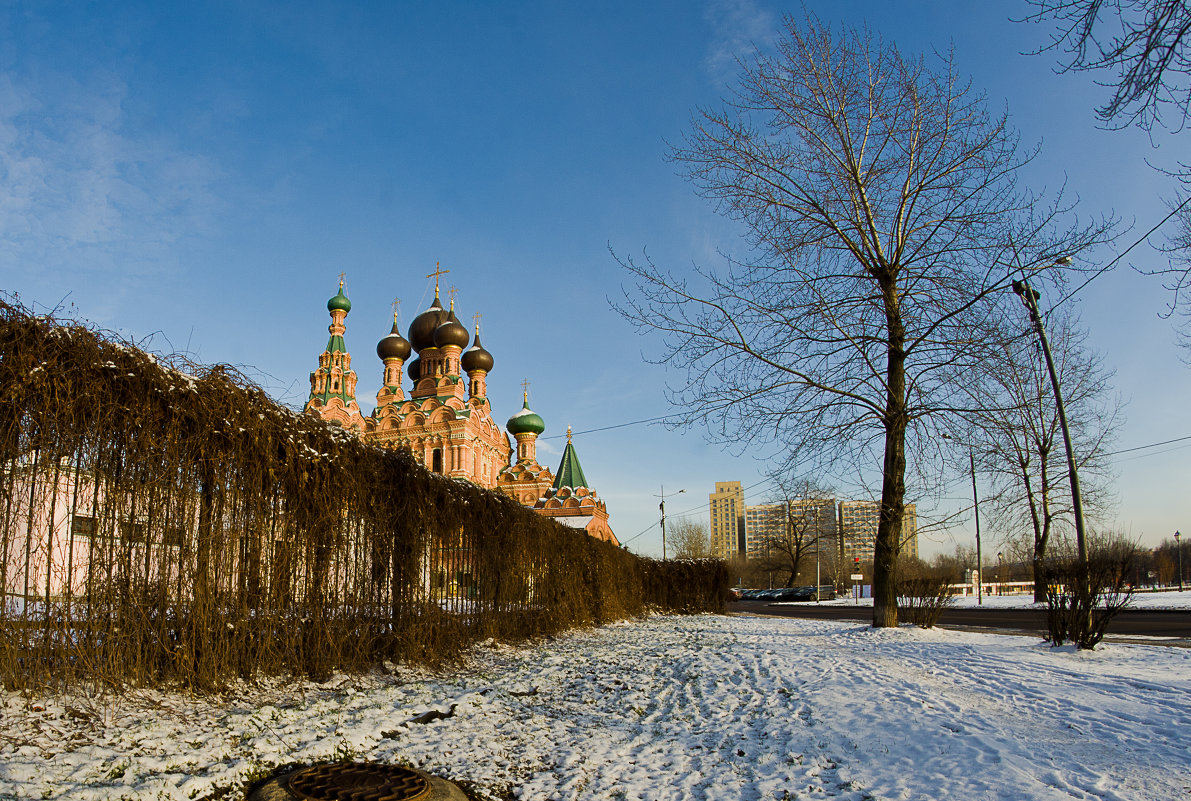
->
[432, 448, 443, 474]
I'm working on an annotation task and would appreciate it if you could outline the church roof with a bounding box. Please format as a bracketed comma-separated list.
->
[554, 516, 596, 529]
[552, 435, 589, 491]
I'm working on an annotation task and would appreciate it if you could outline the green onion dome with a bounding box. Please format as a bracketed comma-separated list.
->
[434, 307, 470, 349]
[461, 332, 494, 373]
[376, 319, 412, 361]
[507, 398, 545, 436]
[408, 296, 445, 352]
[327, 283, 351, 313]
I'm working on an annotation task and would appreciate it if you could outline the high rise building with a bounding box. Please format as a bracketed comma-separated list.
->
[708, 481, 746, 558]
[745, 498, 838, 561]
[744, 502, 786, 561]
[838, 501, 918, 563]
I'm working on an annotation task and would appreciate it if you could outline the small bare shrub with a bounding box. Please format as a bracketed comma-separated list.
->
[897, 573, 956, 628]
[1042, 536, 1135, 650]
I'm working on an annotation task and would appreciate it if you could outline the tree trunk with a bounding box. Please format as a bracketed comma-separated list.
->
[874, 282, 907, 628]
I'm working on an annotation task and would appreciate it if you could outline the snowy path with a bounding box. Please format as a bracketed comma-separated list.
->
[1, 614, 1188, 800]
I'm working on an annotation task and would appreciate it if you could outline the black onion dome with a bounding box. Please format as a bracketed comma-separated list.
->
[461, 333, 494, 373]
[408, 297, 445, 352]
[376, 320, 412, 361]
[433, 308, 470, 349]
[407, 357, 422, 381]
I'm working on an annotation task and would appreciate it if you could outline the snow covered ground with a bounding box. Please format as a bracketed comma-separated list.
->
[1, 613, 1188, 800]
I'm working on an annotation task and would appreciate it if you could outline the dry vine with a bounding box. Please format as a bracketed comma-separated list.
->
[0, 298, 726, 691]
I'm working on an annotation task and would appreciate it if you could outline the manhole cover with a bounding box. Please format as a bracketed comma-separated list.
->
[283, 762, 432, 801]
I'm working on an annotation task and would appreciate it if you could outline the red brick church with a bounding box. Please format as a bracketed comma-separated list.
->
[303, 271, 617, 545]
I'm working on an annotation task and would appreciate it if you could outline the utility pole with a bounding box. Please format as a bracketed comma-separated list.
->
[970, 449, 984, 605]
[656, 486, 685, 560]
[1012, 276, 1089, 574]
[944, 433, 983, 604]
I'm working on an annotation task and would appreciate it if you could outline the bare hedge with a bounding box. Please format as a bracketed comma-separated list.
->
[0, 299, 727, 690]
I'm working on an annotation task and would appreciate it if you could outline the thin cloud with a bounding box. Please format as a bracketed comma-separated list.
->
[0, 71, 223, 285]
[703, 0, 779, 82]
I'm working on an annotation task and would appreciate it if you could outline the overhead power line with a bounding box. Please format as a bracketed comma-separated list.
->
[538, 413, 682, 440]
[1050, 193, 1191, 313]
[1106, 433, 1191, 457]
[620, 475, 784, 548]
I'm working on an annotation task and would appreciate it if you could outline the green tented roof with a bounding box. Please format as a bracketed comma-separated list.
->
[552, 439, 589, 491]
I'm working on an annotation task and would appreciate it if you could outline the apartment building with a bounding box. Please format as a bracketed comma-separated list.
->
[744, 498, 838, 560]
[837, 500, 918, 562]
[708, 481, 746, 558]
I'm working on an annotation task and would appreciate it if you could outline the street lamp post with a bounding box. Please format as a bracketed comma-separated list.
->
[1012, 275, 1089, 577]
[1176, 531, 1184, 592]
[943, 434, 983, 605]
[998, 551, 1004, 596]
[971, 450, 984, 605]
[815, 511, 822, 603]
[656, 486, 685, 560]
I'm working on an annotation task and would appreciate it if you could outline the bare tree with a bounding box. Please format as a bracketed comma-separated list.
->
[930, 544, 978, 582]
[668, 519, 713, 559]
[964, 310, 1122, 601]
[1024, 0, 1191, 131]
[616, 17, 1112, 626]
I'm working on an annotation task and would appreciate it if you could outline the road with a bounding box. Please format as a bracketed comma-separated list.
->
[729, 600, 1191, 643]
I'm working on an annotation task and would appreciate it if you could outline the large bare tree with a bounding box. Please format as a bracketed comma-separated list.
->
[617, 17, 1112, 626]
[962, 310, 1122, 600]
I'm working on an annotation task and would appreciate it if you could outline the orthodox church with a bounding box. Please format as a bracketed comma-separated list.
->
[303, 274, 617, 545]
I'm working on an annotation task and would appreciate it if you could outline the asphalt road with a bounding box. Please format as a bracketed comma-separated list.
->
[729, 600, 1191, 643]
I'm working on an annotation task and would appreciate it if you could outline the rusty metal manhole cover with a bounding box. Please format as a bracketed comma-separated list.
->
[283, 762, 432, 801]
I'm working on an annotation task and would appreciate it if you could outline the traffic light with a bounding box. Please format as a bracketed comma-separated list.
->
[854, 556, 860, 568]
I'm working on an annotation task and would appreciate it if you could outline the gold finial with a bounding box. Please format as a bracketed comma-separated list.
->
[391, 298, 401, 322]
[566, 425, 572, 442]
[522, 378, 531, 403]
[447, 285, 458, 310]
[426, 262, 449, 296]
[472, 311, 482, 334]
[337, 271, 346, 288]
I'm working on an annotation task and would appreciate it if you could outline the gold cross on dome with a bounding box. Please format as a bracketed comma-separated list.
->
[447, 285, 458, 309]
[472, 311, 482, 332]
[391, 298, 401, 322]
[521, 377, 530, 402]
[337, 271, 346, 288]
[426, 262, 449, 295]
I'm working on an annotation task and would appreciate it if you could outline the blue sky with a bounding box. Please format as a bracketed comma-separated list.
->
[2, 0, 1187, 559]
